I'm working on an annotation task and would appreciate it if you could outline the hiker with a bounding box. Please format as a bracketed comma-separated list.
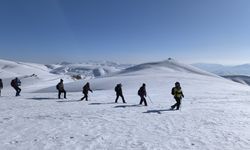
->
[138, 83, 147, 106]
[81, 82, 93, 101]
[11, 77, 21, 96]
[170, 82, 184, 110]
[115, 83, 126, 103]
[56, 79, 67, 99]
[0, 79, 3, 96]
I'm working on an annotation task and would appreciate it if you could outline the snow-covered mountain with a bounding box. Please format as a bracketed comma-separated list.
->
[193, 63, 250, 76]
[0, 59, 131, 91]
[0, 59, 54, 78]
[46, 61, 132, 79]
[1, 59, 250, 150]
[0, 59, 70, 92]
[37, 59, 241, 95]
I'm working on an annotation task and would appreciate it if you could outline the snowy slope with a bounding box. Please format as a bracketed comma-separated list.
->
[0, 59, 53, 78]
[0, 59, 131, 93]
[1, 59, 250, 150]
[0, 59, 73, 92]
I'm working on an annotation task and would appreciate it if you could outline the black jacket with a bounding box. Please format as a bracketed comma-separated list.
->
[115, 85, 123, 95]
[83, 84, 92, 94]
[0, 80, 3, 89]
[57, 82, 65, 91]
[138, 86, 146, 97]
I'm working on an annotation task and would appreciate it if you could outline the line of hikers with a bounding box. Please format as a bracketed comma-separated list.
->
[0, 77, 184, 110]
[56, 79, 184, 110]
[0, 77, 22, 97]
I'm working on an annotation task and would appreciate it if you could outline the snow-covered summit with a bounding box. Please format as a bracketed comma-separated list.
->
[117, 59, 217, 77]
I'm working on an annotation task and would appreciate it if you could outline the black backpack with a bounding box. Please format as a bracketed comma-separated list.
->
[115, 86, 119, 92]
[56, 83, 60, 90]
[0, 80, 3, 88]
[171, 87, 175, 95]
[11, 80, 15, 87]
[17, 79, 21, 86]
[138, 88, 142, 95]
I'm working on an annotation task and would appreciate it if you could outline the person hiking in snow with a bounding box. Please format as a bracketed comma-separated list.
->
[11, 77, 21, 96]
[115, 83, 126, 103]
[138, 83, 147, 106]
[81, 82, 93, 101]
[170, 82, 184, 110]
[0, 79, 3, 96]
[56, 79, 67, 99]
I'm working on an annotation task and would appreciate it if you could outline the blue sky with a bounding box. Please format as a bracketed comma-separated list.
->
[0, 0, 250, 64]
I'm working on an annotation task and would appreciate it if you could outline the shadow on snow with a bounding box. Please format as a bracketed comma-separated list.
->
[114, 104, 142, 108]
[89, 102, 116, 105]
[143, 109, 175, 114]
[57, 100, 83, 103]
[27, 97, 58, 101]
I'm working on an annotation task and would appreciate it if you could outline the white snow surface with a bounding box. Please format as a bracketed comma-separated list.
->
[1, 59, 250, 150]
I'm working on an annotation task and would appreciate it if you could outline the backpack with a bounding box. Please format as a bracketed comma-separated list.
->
[83, 84, 89, 93]
[56, 83, 60, 90]
[171, 87, 175, 95]
[17, 79, 21, 86]
[0, 81, 3, 89]
[138, 88, 142, 96]
[115, 86, 118, 92]
[11, 79, 15, 87]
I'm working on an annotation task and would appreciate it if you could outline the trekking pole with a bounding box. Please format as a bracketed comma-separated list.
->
[147, 95, 153, 104]
[180, 99, 182, 111]
[89, 94, 91, 101]
[89, 91, 93, 101]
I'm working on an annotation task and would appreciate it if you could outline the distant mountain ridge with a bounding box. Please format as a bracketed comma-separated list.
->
[193, 63, 250, 76]
[222, 75, 250, 86]
[46, 61, 132, 79]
